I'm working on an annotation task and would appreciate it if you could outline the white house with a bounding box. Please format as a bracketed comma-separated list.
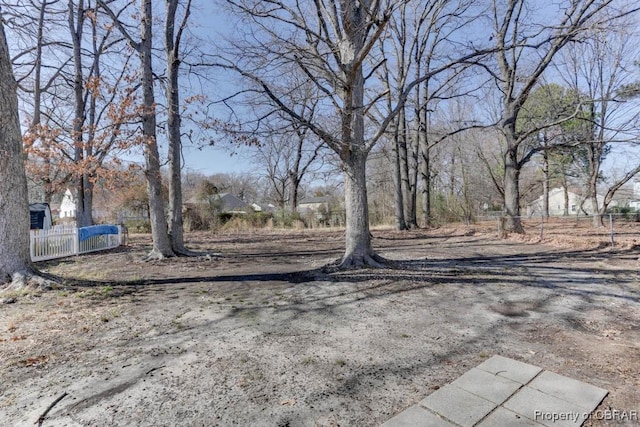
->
[629, 181, 640, 210]
[527, 187, 604, 216]
[60, 188, 76, 218]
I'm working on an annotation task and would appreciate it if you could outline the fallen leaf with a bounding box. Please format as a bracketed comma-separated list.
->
[19, 355, 49, 367]
[280, 399, 296, 406]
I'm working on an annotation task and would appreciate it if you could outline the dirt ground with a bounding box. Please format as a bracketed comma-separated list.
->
[1, 225, 639, 426]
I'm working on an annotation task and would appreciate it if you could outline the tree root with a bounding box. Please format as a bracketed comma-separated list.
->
[142, 249, 176, 261]
[173, 247, 207, 257]
[1, 269, 57, 293]
[337, 252, 389, 269]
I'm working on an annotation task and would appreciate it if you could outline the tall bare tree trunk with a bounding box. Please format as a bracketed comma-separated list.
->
[165, 0, 191, 255]
[392, 121, 406, 230]
[343, 151, 381, 267]
[338, 0, 383, 267]
[140, 0, 174, 258]
[69, 0, 92, 227]
[542, 149, 550, 218]
[503, 142, 524, 233]
[0, 17, 43, 287]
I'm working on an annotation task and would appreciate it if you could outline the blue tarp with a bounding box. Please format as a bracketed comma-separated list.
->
[78, 225, 119, 242]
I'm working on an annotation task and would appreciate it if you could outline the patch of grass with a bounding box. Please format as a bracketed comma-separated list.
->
[101, 286, 113, 295]
[301, 356, 316, 366]
[479, 351, 489, 359]
[334, 358, 347, 367]
[400, 333, 410, 338]
[171, 320, 185, 329]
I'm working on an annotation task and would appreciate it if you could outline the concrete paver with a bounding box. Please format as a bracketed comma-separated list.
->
[476, 407, 544, 426]
[382, 355, 608, 427]
[527, 371, 608, 410]
[450, 367, 522, 404]
[503, 386, 591, 427]
[381, 405, 457, 427]
[475, 355, 542, 384]
[420, 384, 496, 427]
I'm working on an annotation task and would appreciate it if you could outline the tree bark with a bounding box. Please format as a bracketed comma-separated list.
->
[165, 0, 192, 255]
[392, 121, 406, 231]
[341, 151, 383, 268]
[0, 17, 45, 287]
[140, 0, 174, 258]
[542, 149, 550, 218]
[69, 0, 92, 227]
[503, 144, 524, 233]
[337, 0, 384, 267]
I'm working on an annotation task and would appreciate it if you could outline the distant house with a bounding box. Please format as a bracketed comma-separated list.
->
[60, 188, 76, 219]
[297, 196, 331, 214]
[251, 202, 277, 213]
[628, 181, 640, 211]
[527, 187, 604, 216]
[184, 192, 252, 214]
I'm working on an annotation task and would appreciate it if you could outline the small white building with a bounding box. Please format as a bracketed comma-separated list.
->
[60, 188, 76, 218]
[629, 181, 640, 210]
[527, 187, 604, 216]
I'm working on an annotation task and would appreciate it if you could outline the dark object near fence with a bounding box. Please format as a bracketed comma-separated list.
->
[29, 203, 52, 230]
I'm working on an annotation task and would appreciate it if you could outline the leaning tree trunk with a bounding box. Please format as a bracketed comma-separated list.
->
[0, 18, 44, 287]
[140, 0, 174, 259]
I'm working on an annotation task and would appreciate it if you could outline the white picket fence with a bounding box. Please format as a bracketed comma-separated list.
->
[30, 225, 123, 262]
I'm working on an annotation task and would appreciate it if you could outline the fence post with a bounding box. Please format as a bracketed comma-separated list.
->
[73, 227, 80, 256]
[29, 230, 35, 261]
[610, 214, 615, 248]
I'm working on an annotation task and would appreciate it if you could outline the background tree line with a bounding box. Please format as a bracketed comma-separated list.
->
[2, 0, 640, 270]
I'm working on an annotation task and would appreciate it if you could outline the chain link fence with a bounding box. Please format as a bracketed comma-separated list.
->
[472, 213, 640, 248]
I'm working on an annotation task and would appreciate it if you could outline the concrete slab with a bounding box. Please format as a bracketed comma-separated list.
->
[477, 407, 544, 426]
[382, 356, 608, 427]
[451, 367, 522, 404]
[527, 371, 608, 411]
[420, 384, 496, 427]
[381, 405, 457, 427]
[503, 386, 589, 427]
[476, 355, 542, 384]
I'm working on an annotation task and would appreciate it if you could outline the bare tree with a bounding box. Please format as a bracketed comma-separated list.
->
[489, 0, 635, 233]
[216, 0, 492, 267]
[164, 0, 194, 254]
[560, 24, 640, 225]
[216, 0, 396, 267]
[98, 0, 175, 258]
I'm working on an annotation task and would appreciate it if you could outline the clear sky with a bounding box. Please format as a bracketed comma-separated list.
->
[177, 3, 256, 177]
